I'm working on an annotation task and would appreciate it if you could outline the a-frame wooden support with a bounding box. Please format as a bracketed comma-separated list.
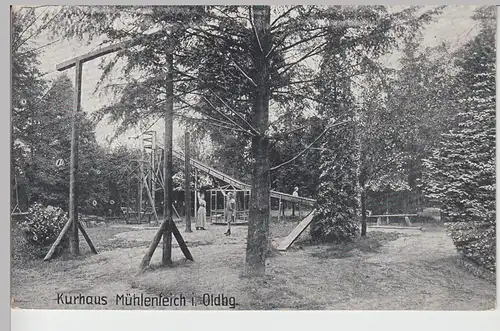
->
[138, 152, 193, 272]
[138, 218, 193, 272]
[43, 215, 98, 261]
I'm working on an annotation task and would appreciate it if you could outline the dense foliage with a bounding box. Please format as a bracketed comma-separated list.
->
[11, 8, 49, 211]
[422, 9, 496, 272]
[311, 119, 361, 242]
[11, 8, 150, 220]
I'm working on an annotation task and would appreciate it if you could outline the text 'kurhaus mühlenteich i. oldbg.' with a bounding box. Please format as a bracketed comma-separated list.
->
[56, 292, 237, 308]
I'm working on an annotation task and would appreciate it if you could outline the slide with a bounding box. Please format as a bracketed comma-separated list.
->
[276, 209, 316, 251]
[172, 150, 316, 206]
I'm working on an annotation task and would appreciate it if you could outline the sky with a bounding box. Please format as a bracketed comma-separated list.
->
[29, 5, 483, 149]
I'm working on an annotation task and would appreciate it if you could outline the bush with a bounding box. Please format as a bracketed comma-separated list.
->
[11, 218, 36, 263]
[19, 203, 69, 249]
[446, 221, 495, 272]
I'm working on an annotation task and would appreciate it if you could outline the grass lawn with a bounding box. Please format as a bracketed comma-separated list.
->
[11, 218, 496, 310]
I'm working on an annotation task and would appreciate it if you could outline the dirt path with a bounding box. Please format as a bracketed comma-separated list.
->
[270, 228, 496, 310]
[11, 223, 496, 310]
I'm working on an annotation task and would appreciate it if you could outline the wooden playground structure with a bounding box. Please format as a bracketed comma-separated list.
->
[36, 39, 318, 271]
[123, 130, 162, 225]
[120, 130, 181, 225]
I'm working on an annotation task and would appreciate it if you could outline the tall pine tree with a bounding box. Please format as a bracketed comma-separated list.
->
[310, 33, 360, 242]
[422, 7, 496, 272]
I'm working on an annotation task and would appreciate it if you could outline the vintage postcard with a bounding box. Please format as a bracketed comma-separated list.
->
[10, 4, 496, 311]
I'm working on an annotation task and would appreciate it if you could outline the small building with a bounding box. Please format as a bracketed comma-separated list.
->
[209, 185, 250, 225]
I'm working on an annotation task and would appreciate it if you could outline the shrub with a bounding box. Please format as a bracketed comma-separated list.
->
[19, 203, 69, 249]
[446, 221, 495, 272]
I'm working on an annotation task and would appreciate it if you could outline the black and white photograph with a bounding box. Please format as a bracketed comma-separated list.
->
[10, 4, 496, 311]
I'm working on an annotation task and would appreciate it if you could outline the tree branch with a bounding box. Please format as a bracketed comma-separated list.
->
[270, 6, 317, 33]
[278, 30, 328, 54]
[208, 88, 259, 135]
[270, 120, 350, 171]
[272, 90, 323, 105]
[174, 114, 252, 135]
[270, 6, 300, 29]
[249, 7, 264, 53]
[276, 41, 327, 76]
[213, 6, 251, 22]
[176, 96, 255, 137]
[231, 59, 258, 87]
[16, 38, 61, 56]
[269, 125, 308, 141]
[13, 8, 62, 52]
[13, 6, 49, 46]
[202, 95, 254, 135]
[187, 25, 249, 51]
[273, 78, 319, 89]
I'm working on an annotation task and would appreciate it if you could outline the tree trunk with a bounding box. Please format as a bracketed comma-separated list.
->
[139, 132, 144, 221]
[360, 187, 367, 237]
[184, 131, 192, 232]
[11, 111, 16, 210]
[162, 48, 174, 265]
[194, 168, 198, 220]
[244, 5, 271, 277]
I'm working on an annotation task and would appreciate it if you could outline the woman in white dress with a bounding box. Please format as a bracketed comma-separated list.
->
[196, 192, 207, 230]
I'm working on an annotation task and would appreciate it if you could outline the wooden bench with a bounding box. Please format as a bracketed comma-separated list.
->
[367, 214, 418, 226]
[122, 207, 154, 224]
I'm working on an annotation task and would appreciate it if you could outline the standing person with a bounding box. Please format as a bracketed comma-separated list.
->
[292, 187, 299, 216]
[196, 192, 207, 230]
[225, 192, 236, 236]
